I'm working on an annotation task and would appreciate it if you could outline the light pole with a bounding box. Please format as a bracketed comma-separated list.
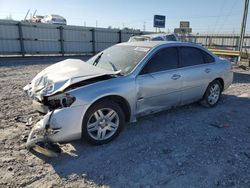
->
[238, 0, 249, 62]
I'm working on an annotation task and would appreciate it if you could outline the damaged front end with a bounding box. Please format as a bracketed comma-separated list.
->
[25, 110, 61, 157]
[23, 59, 118, 155]
[26, 93, 76, 146]
[26, 111, 57, 148]
[24, 82, 115, 156]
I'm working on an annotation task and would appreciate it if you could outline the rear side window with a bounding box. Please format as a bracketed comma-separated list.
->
[140, 47, 178, 74]
[165, 35, 177, 41]
[180, 47, 204, 67]
[151, 37, 164, 41]
[202, 51, 215, 63]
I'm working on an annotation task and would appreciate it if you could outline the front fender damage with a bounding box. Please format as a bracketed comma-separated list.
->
[26, 111, 61, 157]
[24, 72, 116, 156]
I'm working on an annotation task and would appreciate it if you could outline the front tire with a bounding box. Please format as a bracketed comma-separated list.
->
[200, 80, 222, 107]
[82, 100, 125, 145]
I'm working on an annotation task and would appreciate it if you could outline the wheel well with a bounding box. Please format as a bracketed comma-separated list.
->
[88, 95, 131, 122]
[214, 78, 224, 91]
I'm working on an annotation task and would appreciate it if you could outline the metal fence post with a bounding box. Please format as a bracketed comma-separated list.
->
[205, 36, 208, 47]
[59, 26, 64, 56]
[209, 36, 213, 47]
[91, 28, 96, 54]
[118, 30, 122, 43]
[17, 22, 25, 57]
[236, 36, 240, 51]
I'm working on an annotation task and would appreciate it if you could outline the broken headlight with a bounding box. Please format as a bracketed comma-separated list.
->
[47, 93, 76, 110]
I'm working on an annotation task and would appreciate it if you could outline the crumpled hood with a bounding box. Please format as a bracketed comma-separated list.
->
[24, 58, 116, 99]
[34, 58, 114, 82]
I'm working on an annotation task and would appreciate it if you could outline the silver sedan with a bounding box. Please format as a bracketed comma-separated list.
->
[24, 41, 233, 148]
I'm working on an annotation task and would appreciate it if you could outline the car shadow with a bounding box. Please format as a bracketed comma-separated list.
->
[32, 93, 250, 187]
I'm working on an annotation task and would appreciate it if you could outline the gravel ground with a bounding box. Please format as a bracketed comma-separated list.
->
[0, 57, 250, 188]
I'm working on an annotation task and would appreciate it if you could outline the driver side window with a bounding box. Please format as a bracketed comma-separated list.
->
[140, 47, 178, 74]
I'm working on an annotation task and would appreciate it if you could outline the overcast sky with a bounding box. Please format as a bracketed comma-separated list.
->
[0, 0, 249, 33]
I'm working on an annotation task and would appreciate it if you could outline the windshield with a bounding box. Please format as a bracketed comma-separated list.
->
[87, 45, 150, 75]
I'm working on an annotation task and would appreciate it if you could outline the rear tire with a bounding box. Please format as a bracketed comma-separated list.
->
[82, 100, 125, 145]
[200, 80, 222, 108]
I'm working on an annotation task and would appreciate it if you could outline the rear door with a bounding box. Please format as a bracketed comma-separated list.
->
[178, 46, 215, 105]
[136, 47, 182, 115]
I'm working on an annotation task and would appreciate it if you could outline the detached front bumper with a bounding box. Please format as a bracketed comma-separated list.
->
[26, 105, 87, 149]
[26, 112, 58, 149]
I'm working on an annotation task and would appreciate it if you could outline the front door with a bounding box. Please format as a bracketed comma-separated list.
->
[136, 47, 182, 115]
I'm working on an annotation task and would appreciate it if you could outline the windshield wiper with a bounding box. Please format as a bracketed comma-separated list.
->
[92, 52, 103, 66]
[107, 60, 123, 76]
[108, 60, 118, 71]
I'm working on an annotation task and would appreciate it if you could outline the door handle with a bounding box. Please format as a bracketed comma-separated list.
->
[205, 68, 211, 73]
[171, 74, 181, 80]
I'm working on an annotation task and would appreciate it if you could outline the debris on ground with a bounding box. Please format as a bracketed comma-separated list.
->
[25, 117, 33, 126]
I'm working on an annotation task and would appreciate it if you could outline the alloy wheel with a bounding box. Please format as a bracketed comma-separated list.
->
[87, 108, 119, 141]
[208, 83, 221, 105]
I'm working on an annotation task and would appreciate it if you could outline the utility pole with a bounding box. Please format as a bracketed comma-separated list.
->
[143, 22, 146, 32]
[238, 0, 249, 62]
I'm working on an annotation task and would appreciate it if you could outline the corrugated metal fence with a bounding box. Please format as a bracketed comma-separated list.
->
[0, 19, 250, 56]
[0, 20, 143, 56]
[183, 34, 250, 53]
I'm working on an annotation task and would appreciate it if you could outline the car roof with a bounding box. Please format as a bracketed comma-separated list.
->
[117, 41, 215, 57]
[50, 14, 65, 19]
[118, 41, 183, 48]
[131, 33, 176, 39]
[141, 33, 176, 38]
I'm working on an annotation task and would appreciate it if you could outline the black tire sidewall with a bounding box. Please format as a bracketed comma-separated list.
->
[82, 100, 125, 145]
